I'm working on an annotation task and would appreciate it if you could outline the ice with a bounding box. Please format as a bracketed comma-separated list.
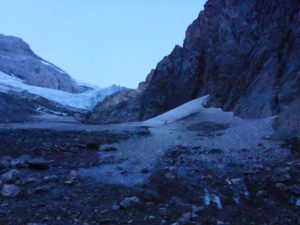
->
[143, 96, 210, 126]
[0, 71, 121, 110]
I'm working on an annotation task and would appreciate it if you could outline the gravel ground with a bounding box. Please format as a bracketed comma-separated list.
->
[0, 112, 299, 224]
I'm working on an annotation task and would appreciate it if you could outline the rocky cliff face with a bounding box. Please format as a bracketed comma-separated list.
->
[87, 89, 138, 123]
[0, 34, 88, 93]
[89, 0, 300, 137]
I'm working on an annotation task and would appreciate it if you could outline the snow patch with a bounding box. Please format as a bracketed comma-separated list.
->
[143, 96, 210, 126]
[36, 107, 68, 116]
[40, 60, 66, 74]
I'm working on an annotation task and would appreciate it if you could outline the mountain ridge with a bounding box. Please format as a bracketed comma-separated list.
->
[0, 34, 88, 93]
[0, 35, 127, 122]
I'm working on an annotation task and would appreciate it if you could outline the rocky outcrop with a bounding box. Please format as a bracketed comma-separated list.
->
[89, 0, 300, 137]
[0, 92, 85, 123]
[87, 89, 138, 123]
[0, 34, 88, 93]
[0, 92, 37, 123]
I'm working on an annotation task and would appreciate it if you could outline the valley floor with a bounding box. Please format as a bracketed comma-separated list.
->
[0, 100, 299, 225]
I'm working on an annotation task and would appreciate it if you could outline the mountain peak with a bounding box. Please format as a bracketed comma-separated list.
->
[0, 34, 88, 93]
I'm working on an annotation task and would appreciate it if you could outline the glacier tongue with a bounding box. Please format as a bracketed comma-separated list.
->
[0, 71, 123, 110]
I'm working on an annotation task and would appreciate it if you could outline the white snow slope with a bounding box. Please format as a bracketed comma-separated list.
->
[0, 71, 123, 110]
[143, 96, 210, 126]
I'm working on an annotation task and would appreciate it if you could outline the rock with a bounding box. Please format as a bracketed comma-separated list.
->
[86, 89, 138, 124]
[0, 158, 10, 169]
[160, 220, 167, 225]
[28, 158, 51, 170]
[204, 194, 223, 209]
[11, 158, 27, 168]
[86, 142, 100, 150]
[69, 170, 78, 177]
[275, 183, 288, 191]
[191, 212, 199, 221]
[138, 189, 162, 202]
[27, 223, 47, 225]
[148, 215, 155, 220]
[33, 185, 51, 193]
[179, 212, 192, 224]
[230, 178, 242, 185]
[208, 148, 224, 155]
[65, 170, 77, 185]
[18, 154, 31, 162]
[170, 197, 192, 211]
[256, 190, 268, 197]
[192, 206, 203, 215]
[272, 170, 291, 183]
[98, 218, 113, 224]
[252, 164, 265, 171]
[1, 169, 20, 183]
[288, 185, 300, 195]
[141, 168, 150, 174]
[23, 177, 39, 184]
[120, 196, 140, 209]
[158, 207, 168, 216]
[52, 189, 63, 200]
[1, 184, 20, 197]
[112, 204, 120, 212]
[243, 170, 260, 175]
[43, 175, 58, 182]
[164, 172, 176, 179]
[104, 147, 118, 152]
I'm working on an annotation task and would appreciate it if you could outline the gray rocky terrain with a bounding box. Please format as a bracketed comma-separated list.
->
[0, 100, 299, 224]
[0, 0, 299, 224]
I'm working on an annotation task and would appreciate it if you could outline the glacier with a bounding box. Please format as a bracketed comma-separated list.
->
[0, 71, 124, 110]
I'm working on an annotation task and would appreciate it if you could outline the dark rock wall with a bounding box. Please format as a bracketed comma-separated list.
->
[89, 0, 300, 136]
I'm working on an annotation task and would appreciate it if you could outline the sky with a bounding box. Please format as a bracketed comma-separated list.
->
[0, 0, 205, 88]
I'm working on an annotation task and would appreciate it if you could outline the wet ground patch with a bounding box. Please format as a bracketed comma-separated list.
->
[186, 121, 230, 132]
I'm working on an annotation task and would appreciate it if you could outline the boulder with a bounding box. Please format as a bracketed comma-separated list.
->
[119, 196, 140, 209]
[28, 158, 51, 170]
[1, 184, 20, 197]
[1, 169, 20, 183]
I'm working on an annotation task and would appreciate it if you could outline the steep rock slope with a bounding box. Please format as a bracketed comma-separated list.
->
[0, 91, 86, 123]
[87, 89, 139, 123]
[0, 34, 87, 93]
[89, 0, 300, 137]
